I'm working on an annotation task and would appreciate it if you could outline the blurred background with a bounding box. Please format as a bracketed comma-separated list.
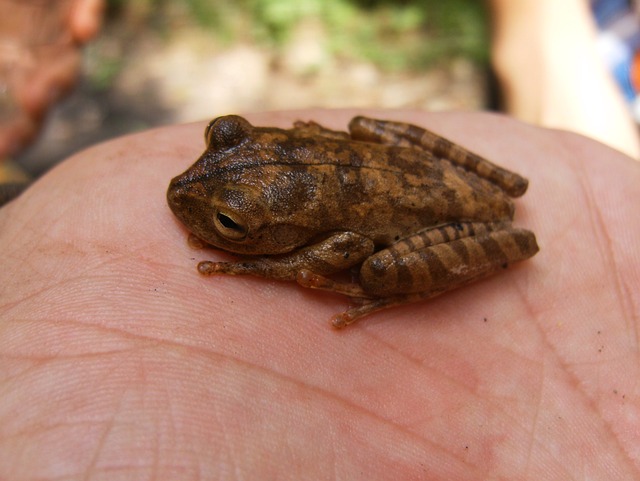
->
[14, 0, 490, 176]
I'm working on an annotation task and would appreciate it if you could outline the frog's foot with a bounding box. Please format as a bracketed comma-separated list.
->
[198, 261, 224, 275]
[188, 234, 206, 250]
[295, 269, 394, 328]
[296, 269, 373, 298]
[332, 302, 384, 329]
[331, 290, 451, 328]
[198, 260, 263, 277]
[331, 296, 411, 328]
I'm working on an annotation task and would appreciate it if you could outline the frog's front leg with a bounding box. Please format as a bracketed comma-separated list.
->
[301, 222, 538, 328]
[197, 231, 374, 281]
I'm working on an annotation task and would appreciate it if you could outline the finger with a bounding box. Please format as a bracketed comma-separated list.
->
[70, 0, 105, 42]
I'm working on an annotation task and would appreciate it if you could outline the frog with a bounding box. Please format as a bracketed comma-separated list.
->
[167, 115, 539, 328]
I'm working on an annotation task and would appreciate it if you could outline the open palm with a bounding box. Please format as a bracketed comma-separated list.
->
[1, 110, 638, 480]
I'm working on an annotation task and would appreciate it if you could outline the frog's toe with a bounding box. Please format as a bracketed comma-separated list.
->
[331, 312, 354, 329]
[198, 260, 243, 275]
[330, 299, 388, 328]
[296, 269, 327, 288]
[197, 261, 217, 275]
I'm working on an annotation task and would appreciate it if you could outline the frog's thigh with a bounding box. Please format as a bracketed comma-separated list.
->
[359, 227, 538, 297]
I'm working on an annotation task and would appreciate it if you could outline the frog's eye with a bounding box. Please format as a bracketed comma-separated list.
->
[214, 210, 248, 240]
[204, 119, 218, 145]
[205, 115, 252, 149]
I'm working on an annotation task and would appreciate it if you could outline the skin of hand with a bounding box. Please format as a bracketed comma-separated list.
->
[488, 0, 640, 159]
[0, 110, 638, 480]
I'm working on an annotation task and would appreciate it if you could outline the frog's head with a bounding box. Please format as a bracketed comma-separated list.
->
[167, 116, 315, 255]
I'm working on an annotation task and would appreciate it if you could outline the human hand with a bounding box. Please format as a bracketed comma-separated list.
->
[0, 0, 103, 158]
[1, 110, 638, 479]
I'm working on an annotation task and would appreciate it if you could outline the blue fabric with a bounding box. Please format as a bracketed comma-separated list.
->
[591, 0, 640, 111]
[592, 0, 631, 28]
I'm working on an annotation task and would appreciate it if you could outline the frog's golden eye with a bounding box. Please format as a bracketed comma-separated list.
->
[214, 210, 248, 240]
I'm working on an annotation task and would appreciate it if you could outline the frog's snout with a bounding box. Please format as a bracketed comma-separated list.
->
[166, 178, 183, 206]
[167, 174, 206, 204]
[166, 177, 187, 213]
[167, 175, 207, 221]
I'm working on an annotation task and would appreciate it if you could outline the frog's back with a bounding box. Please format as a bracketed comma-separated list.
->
[313, 140, 515, 244]
[219, 131, 515, 246]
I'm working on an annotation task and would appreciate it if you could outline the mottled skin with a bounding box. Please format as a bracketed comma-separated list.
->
[167, 115, 539, 327]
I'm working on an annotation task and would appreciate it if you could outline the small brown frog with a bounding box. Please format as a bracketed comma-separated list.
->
[167, 115, 538, 327]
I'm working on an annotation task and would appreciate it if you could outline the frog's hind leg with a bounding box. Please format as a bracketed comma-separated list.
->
[297, 221, 508, 297]
[295, 271, 420, 328]
[361, 223, 538, 297]
[296, 269, 373, 298]
[332, 221, 539, 328]
[331, 293, 448, 329]
[348, 116, 528, 197]
[299, 221, 537, 327]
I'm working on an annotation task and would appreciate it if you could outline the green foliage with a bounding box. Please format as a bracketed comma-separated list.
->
[86, 47, 122, 90]
[323, 0, 488, 70]
[248, 0, 321, 43]
[105, 0, 489, 70]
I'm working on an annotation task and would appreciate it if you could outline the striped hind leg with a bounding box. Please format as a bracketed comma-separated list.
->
[298, 222, 538, 328]
[348, 116, 529, 197]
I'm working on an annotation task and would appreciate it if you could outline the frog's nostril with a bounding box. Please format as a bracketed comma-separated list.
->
[167, 186, 185, 208]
